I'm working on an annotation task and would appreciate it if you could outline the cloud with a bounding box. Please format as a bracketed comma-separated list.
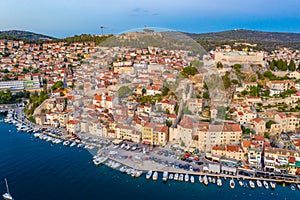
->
[132, 8, 149, 13]
[131, 7, 159, 17]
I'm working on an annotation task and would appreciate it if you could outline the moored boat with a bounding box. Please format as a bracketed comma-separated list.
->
[152, 171, 158, 181]
[256, 180, 262, 188]
[239, 180, 244, 187]
[230, 179, 235, 189]
[270, 181, 276, 189]
[297, 184, 300, 190]
[190, 176, 195, 184]
[290, 184, 296, 191]
[184, 174, 189, 182]
[217, 178, 222, 187]
[203, 175, 208, 185]
[199, 175, 203, 183]
[162, 171, 168, 182]
[263, 180, 269, 189]
[249, 180, 255, 189]
[146, 171, 152, 179]
[169, 173, 174, 180]
[174, 173, 179, 181]
[179, 174, 184, 181]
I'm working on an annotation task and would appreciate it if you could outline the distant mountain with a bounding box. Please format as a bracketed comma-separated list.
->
[0, 30, 56, 41]
[186, 29, 300, 51]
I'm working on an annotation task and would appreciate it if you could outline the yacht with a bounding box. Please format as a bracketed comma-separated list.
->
[120, 166, 127, 173]
[190, 176, 195, 184]
[263, 180, 269, 189]
[256, 180, 262, 188]
[203, 175, 208, 185]
[152, 171, 158, 181]
[249, 180, 255, 189]
[135, 171, 143, 178]
[70, 142, 77, 147]
[297, 184, 300, 190]
[174, 173, 179, 181]
[184, 174, 189, 182]
[211, 178, 216, 184]
[2, 178, 13, 200]
[230, 179, 235, 189]
[63, 141, 70, 146]
[168, 173, 174, 180]
[217, 178, 222, 187]
[146, 171, 152, 179]
[162, 171, 168, 182]
[270, 181, 276, 189]
[199, 175, 203, 183]
[208, 176, 212, 183]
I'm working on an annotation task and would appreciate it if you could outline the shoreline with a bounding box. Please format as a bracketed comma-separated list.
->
[2, 110, 300, 186]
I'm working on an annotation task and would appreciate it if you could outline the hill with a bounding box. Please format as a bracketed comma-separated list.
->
[0, 30, 55, 41]
[186, 29, 300, 51]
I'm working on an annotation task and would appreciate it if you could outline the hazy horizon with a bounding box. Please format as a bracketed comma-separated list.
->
[1, 0, 300, 38]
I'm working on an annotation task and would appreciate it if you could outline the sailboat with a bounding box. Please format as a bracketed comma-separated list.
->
[2, 178, 14, 200]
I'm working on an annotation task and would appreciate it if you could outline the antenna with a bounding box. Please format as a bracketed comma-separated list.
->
[100, 26, 108, 35]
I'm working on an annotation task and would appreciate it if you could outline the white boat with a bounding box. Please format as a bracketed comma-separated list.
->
[120, 166, 127, 173]
[146, 171, 152, 179]
[63, 141, 70, 146]
[190, 176, 195, 183]
[290, 184, 296, 191]
[239, 180, 244, 187]
[208, 176, 212, 183]
[184, 174, 189, 182]
[263, 180, 269, 189]
[93, 156, 107, 166]
[2, 178, 13, 200]
[70, 142, 76, 147]
[249, 180, 255, 189]
[270, 181, 276, 189]
[203, 175, 208, 185]
[217, 178, 222, 187]
[230, 179, 235, 189]
[212, 178, 216, 184]
[297, 184, 300, 190]
[169, 173, 174, 180]
[199, 175, 203, 183]
[152, 171, 158, 181]
[135, 171, 143, 178]
[179, 174, 184, 181]
[162, 171, 168, 182]
[256, 180, 262, 188]
[174, 173, 179, 181]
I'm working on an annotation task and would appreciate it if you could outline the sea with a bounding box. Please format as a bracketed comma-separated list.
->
[0, 114, 299, 200]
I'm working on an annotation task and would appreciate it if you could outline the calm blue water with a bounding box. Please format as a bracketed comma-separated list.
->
[0, 115, 299, 200]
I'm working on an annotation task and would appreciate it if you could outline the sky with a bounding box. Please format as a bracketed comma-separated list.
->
[1, 0, 300, 38]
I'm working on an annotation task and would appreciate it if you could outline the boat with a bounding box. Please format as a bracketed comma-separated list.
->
[199, 175, 203, 183]
[249, 180, 255, 189]
[179, 174, 184, 181]
[203, 175, 208, 185]
[217, 178, 222, 187]
[168, 173, 174, 180]
[93, 156, 107, 166]
[190, 176, 195, 183]
[211, 178, 216, 184]
[162, 171, 168, 182]
[135, 171, 143, 178]
[290, 184, 296, 191]
[256, 180, 262, 188]
[239, 180, 244, 187]
[152, 171, 158, 181]
[230, 179, 235, 189]
[270, 181, 276, 189]
[70, 142, 77, 147]
[120, 166, 127, 173]
[297, 184, 300, 190]
[208, 176, 212, 183]
[184, 174, 189, 182]
[263, 180, 269, 189]
[146, 171, 152, 179]
[63, 141, 70, 146]
[174, 173, 179, 181]
[2, 178, 13, 200]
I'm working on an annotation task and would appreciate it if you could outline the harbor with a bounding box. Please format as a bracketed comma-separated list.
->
[1, 113, 300, 200]
[2, 109, 300, 192]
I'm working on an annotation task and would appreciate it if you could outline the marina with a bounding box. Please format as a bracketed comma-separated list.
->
[1, 111, 300, 199]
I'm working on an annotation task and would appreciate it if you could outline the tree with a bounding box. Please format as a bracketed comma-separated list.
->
[142, 88, 147, 96]
[51, 81, 64, 91]
[297, 63, 300, 71]
[203, 91, 210, 99]
[166, 120, 172, 127]
[216, 61, 223, 68]
[288, 60, 296, 71]
[233, 64, 242, 71]
[266, 120, 276, 129]
[263, 70, 274, 79]
[118, 86, 131, 98]
[269, 60, 276, 71]
[249, 86, 260, 97]
[162, 87, 170, 96]
[222, 75, 231, 89]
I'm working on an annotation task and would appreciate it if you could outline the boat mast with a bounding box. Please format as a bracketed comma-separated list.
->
[5, 178, 9, 194]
